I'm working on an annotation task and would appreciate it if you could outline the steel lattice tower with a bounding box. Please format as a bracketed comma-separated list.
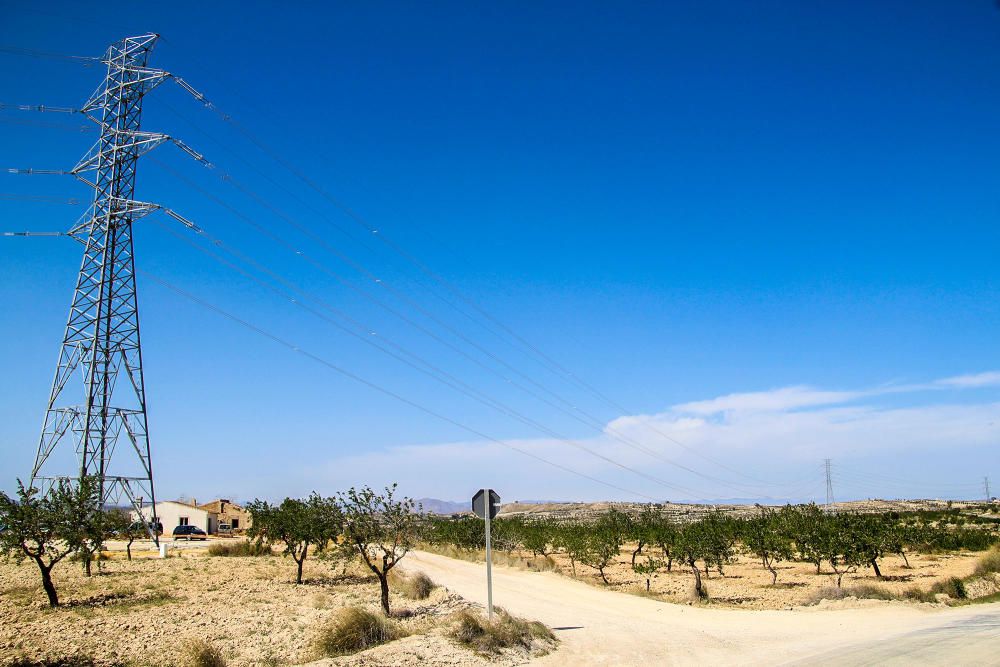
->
[824, 458, 834, 512]
[29, 34, 172, 537]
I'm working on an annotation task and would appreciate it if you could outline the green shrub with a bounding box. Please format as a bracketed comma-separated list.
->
[973, 548, 1000, 577]
[207, 541, 273, 557]
[929, 577, 967, 600]
[450, 608, 555, 654]
[183, 639, 227, 667]
[312, 606, 405, 657]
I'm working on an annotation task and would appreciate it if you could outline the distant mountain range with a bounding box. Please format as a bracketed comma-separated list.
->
[415, 498, 469, 514]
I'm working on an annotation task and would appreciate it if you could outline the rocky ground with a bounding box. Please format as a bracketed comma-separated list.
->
[0, 547, 555, 667]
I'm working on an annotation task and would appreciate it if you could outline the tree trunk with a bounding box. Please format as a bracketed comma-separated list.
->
[645, 577, 651, 592]
[870, 558, 882, 579]
[34, 560, 59, 607]
[83, 552, 92, 577]
[379, 573, 390, 615]
[598, 567, 609, 585]
[666, 555, 673, 572]
[126, 539, 133, 561]
[690, 559, 704, 599]
[295, 547, 307, 584]
[631, 541, 644, 566]
[569, 558, 576, 576]
[899, 550, 910, 568]
[769, 564, 778, 585]
[815, 560, 822, 574]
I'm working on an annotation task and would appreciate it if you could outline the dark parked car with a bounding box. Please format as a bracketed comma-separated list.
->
[172, 525, 207, 541]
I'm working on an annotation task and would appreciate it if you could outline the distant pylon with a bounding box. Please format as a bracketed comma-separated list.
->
[28, 34, 173, 540]
[824, 459, 835, 512]
[986, 476, 992, 503]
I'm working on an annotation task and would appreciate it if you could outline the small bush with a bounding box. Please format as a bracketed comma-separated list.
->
[973, 549, 1000, 577]
[389, 570, 436, 600]
[929, 577, 967, 600]
[183, 639, 227, 667]
[450, 608, 555, 654]
[312, 606, 406, 657]
[808, 585, 896, 604]
[207, 541, 273, 557]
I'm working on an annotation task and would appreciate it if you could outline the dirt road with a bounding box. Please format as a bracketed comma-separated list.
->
[403, 551, 1000, 666]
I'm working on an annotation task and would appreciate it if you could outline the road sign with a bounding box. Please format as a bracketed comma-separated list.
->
[472, 488, 501, 519]
[472, 488, 501, 621]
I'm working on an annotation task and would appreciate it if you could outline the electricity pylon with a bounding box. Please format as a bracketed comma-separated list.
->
[28, 34, 179, 540]
[824, 458, 835, 512]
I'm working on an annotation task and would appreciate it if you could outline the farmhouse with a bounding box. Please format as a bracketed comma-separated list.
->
[198, 498, 251, 533]
[135, 500, 216, 535]
[134, 498, 253, 536]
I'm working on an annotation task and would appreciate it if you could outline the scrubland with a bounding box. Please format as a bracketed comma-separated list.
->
[0, 547, 555, 667]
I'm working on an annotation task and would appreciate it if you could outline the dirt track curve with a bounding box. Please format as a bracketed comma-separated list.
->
[402, 551, 1000, 666]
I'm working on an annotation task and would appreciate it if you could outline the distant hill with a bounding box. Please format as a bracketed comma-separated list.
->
[415, 498, 468, 515]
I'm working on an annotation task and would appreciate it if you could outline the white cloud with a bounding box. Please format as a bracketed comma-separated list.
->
[668, 386, 864, 416]
[935, 371, 1000, 389]
[312, 372, 1000, 503]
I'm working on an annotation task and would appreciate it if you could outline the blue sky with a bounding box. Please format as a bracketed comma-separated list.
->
[1, 1, 998, 504]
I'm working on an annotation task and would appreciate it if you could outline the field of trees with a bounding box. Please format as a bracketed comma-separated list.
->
[424, 503, 1000, 605]
[0, 479, 556, 666]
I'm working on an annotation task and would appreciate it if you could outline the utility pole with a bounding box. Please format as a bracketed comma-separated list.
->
[824, 459, 835, 512]
[28, 34, 174, 542]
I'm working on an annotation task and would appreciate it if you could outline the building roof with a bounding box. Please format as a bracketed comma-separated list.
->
[197, 498, 246, 512]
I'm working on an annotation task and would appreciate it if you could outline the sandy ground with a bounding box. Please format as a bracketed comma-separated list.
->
[527, 544, 988, 609]
[0, 547, 552, 667]
[402, 550, 1000, 666]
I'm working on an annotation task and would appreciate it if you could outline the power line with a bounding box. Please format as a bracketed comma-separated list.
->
[0, 45, 100, 63]
[162, 70, 803, 491]
[138, 269, 659, 502]
[148, 217, 708, 499]
[146, 96, 787, 496]
[146, 153, 776, 499]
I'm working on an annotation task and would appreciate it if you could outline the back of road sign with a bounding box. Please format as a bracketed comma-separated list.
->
[472, 488, 501, 519]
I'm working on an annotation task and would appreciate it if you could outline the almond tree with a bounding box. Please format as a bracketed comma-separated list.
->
[742, 507, 794, 585]
[0, 476, 102, 607]
[340, 484, 422, 615]
[106, 508, 146, 561]
[676, 521, 710, 598]
[246, 493, 342, 584]
[578, 518, 624, 585]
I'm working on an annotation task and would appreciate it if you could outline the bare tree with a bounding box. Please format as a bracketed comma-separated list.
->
[340, 484, 422, 615]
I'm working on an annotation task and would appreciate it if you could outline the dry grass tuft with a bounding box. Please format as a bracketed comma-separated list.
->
[389, 570, 437, 600]
[312, 606, 407, 657]
[183, 639, 227, 667]
[807, 584, 896, 604]
[973, 548, 1000, 577]
[450, 608, 555, 655]
[207, 541, 273, 557]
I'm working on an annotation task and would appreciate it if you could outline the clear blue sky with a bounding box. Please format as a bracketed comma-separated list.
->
[1, 1, 998, 505]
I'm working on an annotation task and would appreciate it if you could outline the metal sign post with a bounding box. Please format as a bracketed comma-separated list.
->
[472, 488, 500, 622]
